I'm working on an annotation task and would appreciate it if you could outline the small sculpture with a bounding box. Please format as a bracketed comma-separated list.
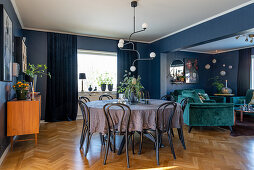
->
[93, 87, 97, 91]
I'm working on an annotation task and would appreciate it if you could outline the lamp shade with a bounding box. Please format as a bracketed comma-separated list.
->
[79, 73, 86, 79]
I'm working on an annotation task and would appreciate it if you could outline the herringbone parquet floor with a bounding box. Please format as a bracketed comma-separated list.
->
[1, 120, 254, 170]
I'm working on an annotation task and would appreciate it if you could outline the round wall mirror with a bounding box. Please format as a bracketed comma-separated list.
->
[170, 60, 184, 80]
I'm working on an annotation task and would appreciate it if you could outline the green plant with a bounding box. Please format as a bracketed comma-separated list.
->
[24, 63, 51, 78]
[97, 73, 108, 87]
[105, 73, 113, 85]
[118, 70, 144, 100]
[210, 76, 224, 93]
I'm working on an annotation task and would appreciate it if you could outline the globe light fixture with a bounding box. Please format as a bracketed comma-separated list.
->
[118, 1, 156, 72]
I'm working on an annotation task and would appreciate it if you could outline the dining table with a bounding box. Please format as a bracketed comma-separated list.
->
[86, 99, 183, 154]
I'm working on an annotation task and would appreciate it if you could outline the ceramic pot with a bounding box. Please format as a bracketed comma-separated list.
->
[108, 84, 113, 91]
[101, 84, 106, 91]
[16, 89, 28, 100]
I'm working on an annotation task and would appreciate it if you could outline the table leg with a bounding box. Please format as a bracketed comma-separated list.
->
[241, 111, 243, 122]
[35, 134, 37, 145]
[117, 136, 125, 155]
[10, 136, 13, 150]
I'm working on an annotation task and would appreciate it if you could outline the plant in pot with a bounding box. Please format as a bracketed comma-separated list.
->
[24, 63, 51, 99]
[97, 73, 107, 91]
[118, 70, 144, 103]
[106, 74, 114, 91]
[210, 76, 224, 93]
[13, 81, 30, 100]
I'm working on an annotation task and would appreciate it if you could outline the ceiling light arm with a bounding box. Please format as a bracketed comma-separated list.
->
[132, 57, 154, 66]
[120, 48, 141, 59]
[128, 29, 146, 42]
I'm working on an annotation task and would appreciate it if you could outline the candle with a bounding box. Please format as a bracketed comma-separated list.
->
[226, 80, 228, 88]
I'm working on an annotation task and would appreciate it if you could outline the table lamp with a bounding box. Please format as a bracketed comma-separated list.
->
[79, 73, 86, 92]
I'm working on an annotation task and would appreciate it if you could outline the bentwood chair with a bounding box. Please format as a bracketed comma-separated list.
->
[78, 100, 104, 157]
[155, 102, 177, 165]
[160, 94, 175, 101]
[99, 94, 113, 100]
[103, 103, 134, 168]
[79, 96, 90, 103]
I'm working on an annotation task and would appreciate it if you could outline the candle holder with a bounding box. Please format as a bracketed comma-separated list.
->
[221, 80, 232, 94]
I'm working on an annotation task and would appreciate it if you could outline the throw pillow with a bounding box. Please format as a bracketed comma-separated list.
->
[249, 92, 254, 105]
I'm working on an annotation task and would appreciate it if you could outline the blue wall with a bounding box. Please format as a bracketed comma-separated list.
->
[0, 0, 22, 158]
[163, 51, 212, 95]
[148, 3, 254, 99]
[23, 30, 151, 119]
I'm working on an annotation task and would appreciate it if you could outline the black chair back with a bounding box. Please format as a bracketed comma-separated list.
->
[79, 96, 90, 103]
[156, 101, 177, 132]
[78, 100, 90, 128]
[160, 95, 175, 101]
[99, 94, 113, 100]
[180, 97, 193, 112]
[103, 103, 131, 135]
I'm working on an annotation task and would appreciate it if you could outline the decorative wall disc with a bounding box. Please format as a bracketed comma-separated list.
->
[205, 64, 211, 70]
[220, 70, 226, 76]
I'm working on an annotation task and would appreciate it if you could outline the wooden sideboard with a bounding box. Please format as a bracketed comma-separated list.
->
[7, 95, 41, 149]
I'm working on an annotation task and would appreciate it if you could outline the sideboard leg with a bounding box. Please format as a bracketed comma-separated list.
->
[240, 111, 243, 122]
[10, 136, 13, 150]
[35, 134, 38, 145]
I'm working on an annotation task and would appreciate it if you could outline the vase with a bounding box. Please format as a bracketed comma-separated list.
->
[16, 89, 28, 100]
[101, 84, 106, 91]
[221, 80, 232, 94]
[128, 92, 137, 104]
[108, 84, 113, 91]
[88, 85, 92, 92]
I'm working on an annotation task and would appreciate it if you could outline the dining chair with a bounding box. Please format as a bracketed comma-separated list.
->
[155, 101, 177, 165]
[141, 90, 150, 99]
[103, 103, 134, 168]
[78, 100, 104, 157]
[79, 96, 90, 102]
[99, 94, 113, 100]
[160, 94, 175, 101]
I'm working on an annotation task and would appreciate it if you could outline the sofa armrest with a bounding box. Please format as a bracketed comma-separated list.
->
[230, 96, 245, 104]
[189, 103, 234, 108]
[209, 96, 226, 103]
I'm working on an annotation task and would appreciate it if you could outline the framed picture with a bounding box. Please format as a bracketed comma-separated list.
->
[184, 58, 199, 83]
[0, 6, 13, 81]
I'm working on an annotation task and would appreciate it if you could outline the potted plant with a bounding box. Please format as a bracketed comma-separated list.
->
[97, 73, 107, 91]
[105, 74, 114, 91]
[118, 70, 144, 103]
[24, 63, 51, 90]
[13, 81, 30, 100]
[210, 76, 224, 93]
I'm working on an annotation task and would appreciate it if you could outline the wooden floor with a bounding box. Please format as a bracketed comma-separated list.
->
[1, 120, 254, 170]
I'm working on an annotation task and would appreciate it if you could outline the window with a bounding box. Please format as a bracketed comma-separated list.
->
[78, 50, 117, 92]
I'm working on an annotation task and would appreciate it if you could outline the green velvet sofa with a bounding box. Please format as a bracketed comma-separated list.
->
[179, 90, 234, 133]
[174, 89, 226, 103]
[230, 89, 254, 106]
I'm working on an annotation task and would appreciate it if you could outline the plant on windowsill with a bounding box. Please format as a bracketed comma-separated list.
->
[118, 70, 144, 103]
[97, 73, 108, 91]
[13, 81, 30, 100]
[210, 76, 224, 93]
[105, 73, 114, 91]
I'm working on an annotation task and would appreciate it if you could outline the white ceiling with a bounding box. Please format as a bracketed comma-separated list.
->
[13, 0, 253, 43]
[183, 33, 254, 54]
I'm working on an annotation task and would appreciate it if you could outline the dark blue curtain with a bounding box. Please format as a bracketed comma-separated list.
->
[237, 48, 251, 96]
[117, 43, 138, 86]
[45, 33, 78, 122]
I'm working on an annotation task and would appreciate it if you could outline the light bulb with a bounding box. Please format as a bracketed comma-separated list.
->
[142, 23, 148, 29]
[130, 66, 136, 72]
[150, 52, 156, 58]
[118, 42, 124, 48]
[119, 39, 124, 44]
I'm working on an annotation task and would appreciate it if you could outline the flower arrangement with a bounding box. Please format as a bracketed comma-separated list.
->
[13, 81, 30, 100]
[118, 71, 144, 102]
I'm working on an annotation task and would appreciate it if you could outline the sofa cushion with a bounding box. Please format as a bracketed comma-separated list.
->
[246, 89, 254, 104]
[182, 90, 202, 103]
